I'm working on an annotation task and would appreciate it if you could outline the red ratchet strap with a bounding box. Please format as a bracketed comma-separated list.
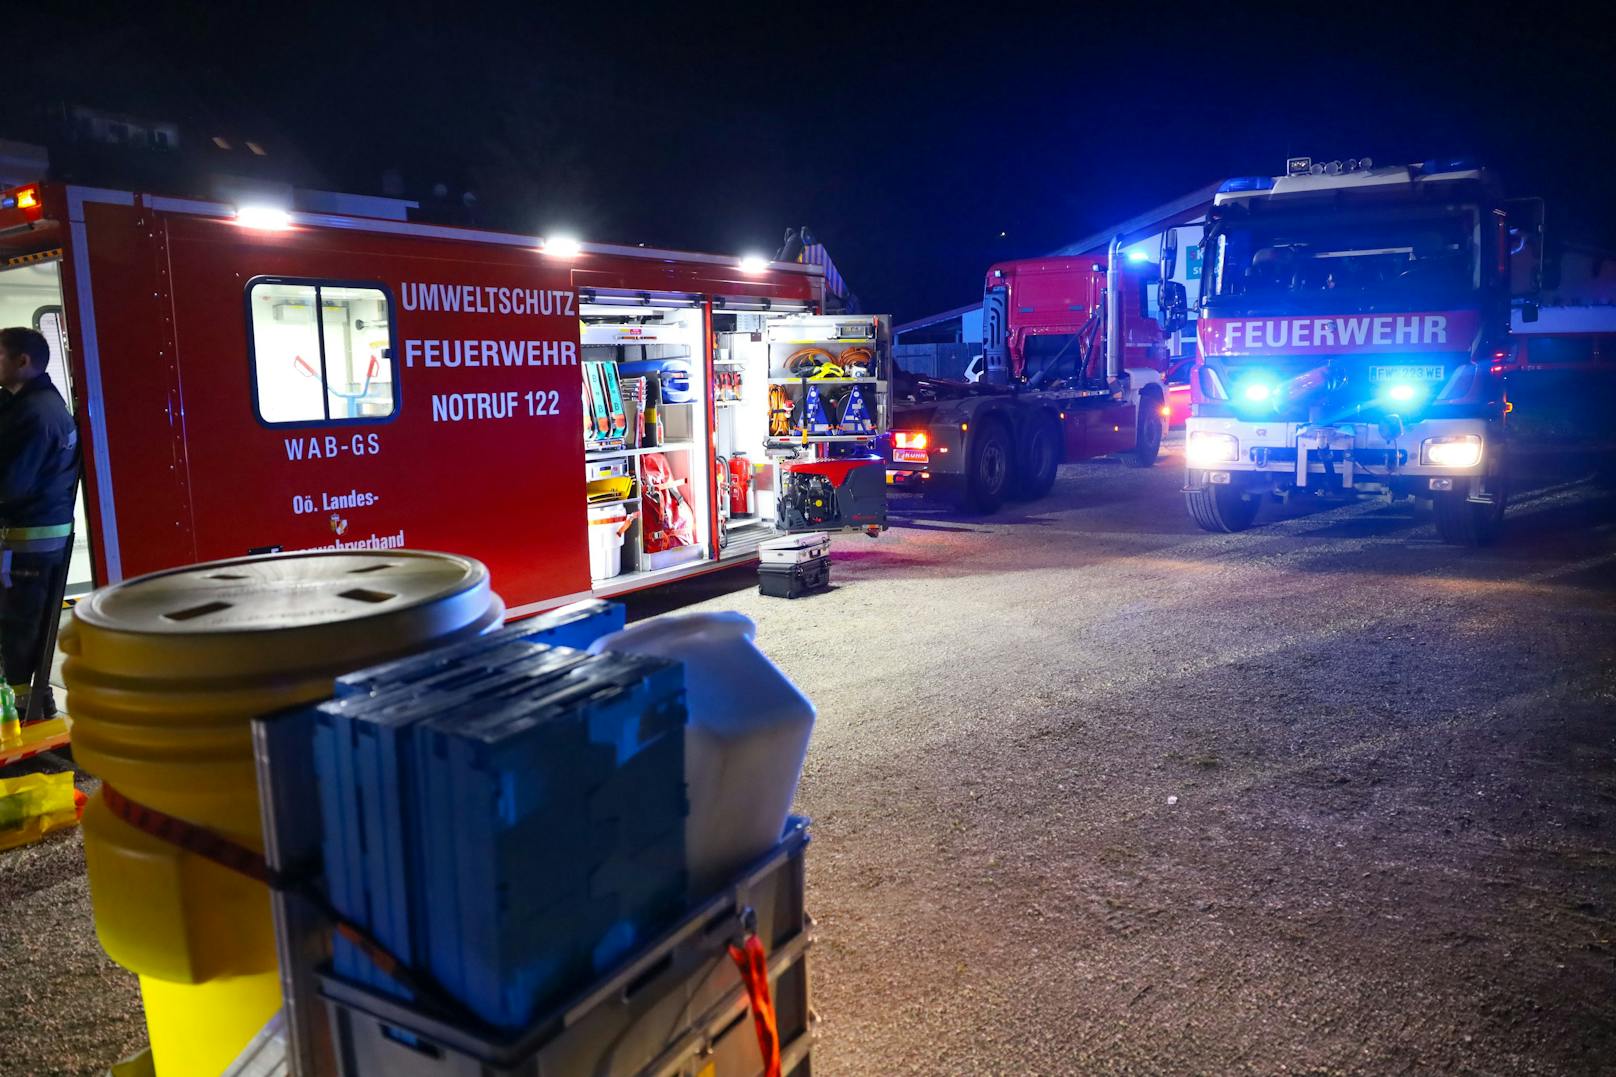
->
[98, 783, 446, 1009]
[727, 933, 782, 1077]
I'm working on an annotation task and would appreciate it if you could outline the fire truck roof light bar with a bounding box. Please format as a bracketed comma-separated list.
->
[1217, 176, 1276, 194]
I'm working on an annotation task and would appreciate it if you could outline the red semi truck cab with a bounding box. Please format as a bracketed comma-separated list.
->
[982, 254, 1169, 382]
[886, 250, 1177, 511]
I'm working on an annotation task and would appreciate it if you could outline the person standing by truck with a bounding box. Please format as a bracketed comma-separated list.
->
[0, 326, 78, 719]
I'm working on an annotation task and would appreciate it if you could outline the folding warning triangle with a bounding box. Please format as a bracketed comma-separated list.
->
[839, 386, 873, 435]
[804, 385, 833, 435]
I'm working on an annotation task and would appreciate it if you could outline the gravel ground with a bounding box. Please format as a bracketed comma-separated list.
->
[4, 442, 1613, 1075]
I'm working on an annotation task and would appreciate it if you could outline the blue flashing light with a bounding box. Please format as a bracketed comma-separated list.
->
[1419, 157, 1480, 175]
[1125, 249, 1151, 263]
[1241, 382, 1273, 403]
[1217, 176, 1277, 194]
[1378, 381, 1430, 409]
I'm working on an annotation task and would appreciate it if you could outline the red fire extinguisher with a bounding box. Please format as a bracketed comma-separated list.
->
[729, 453, 752, 516]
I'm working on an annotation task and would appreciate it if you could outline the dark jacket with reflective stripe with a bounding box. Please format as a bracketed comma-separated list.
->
[0, 374, 79, 545]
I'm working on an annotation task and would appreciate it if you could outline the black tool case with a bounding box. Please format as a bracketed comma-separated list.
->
[757, 556, 830, 599]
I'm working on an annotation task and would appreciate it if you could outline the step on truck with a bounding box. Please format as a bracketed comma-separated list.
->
[886, 244, 1180, 512]
[1183, 157, 1546, 545]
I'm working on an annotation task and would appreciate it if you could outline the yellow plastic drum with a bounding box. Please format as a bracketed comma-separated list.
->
[63, 550, 504, 1076]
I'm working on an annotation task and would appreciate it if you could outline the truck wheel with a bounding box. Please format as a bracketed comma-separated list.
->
[1008, 418, 1060, 500]
[1185, 484, 1259, 532]
[1433, 487, 1507, 546]
[1127, 393, 1164, 468]
[959, 420, 1013, 513]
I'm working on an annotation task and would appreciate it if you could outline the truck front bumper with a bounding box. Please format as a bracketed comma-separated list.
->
[1183, 416, 1500, 500]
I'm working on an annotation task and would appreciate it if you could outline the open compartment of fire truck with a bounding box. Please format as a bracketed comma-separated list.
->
[711, 311, 891, 545]
[711, 313, 891, 538]
[763, 315, 890, 446]
[580, 298, 711, 590]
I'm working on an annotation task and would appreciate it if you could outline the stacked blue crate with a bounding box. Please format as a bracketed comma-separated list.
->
[310, 599, 691, 1031]
[313, 643, 582, 996]
[416, 650, 687, 1029]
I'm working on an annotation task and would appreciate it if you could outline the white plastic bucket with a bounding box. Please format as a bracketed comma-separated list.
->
[588, 505, 630, 580]
[591, 612, 815, 898]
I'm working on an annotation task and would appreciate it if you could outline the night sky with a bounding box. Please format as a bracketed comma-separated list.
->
[22, 3, 1616, 321]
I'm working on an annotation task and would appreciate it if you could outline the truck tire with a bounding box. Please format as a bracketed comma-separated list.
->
[1433, 487, 1506, 546]
[1008, 417, 1060, 501]
[1127, 392, 1164, 468]
[959, 419, 1013, 513]
[1185, 484, 1259, 532]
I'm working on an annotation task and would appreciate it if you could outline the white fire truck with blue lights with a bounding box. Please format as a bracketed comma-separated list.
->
[1182, 157, 1543, 545]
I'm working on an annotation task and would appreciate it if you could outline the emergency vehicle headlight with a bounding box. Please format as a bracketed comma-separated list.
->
[894, 431, 928, 450]
[234, 205, 293, 231]
[1422, 434, 1483, 468]
[738, 255, 769, 274]
[541, 235, 582, 257]
[1187, 431, 1239, 467]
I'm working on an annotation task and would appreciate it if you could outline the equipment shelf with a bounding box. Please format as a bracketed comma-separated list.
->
[767, 435, 882, 445]
[585, 441, 696, 460]
[768, 377, 881, 386]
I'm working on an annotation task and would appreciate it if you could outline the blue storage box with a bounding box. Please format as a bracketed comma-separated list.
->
[616, 359, 694, 403]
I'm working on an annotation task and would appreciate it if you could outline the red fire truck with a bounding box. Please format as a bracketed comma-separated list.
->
[0, 182, 891, 615]
[1182, 157, 1543, 545]
[885, 248, 1176, 511]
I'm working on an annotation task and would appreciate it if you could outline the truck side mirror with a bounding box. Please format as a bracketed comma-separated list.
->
[1505, 197, 1549, 298]
[1158, 280, 1188, 334]
[1159, 229, 1179, 283]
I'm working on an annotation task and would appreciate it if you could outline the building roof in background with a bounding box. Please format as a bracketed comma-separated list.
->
[1048, 182, 1222, 256]
[894, 302, 982, 337]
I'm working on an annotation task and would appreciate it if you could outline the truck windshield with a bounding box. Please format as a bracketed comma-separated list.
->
[1202, 206, 1478, 312]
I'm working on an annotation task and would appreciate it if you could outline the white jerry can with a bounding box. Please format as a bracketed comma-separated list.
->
[591, 612, 815, 898]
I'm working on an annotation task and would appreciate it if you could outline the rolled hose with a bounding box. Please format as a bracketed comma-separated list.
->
[786, 347, 836, 376]
[787, 345, 875, 379]
[840, 346, 874, 372]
